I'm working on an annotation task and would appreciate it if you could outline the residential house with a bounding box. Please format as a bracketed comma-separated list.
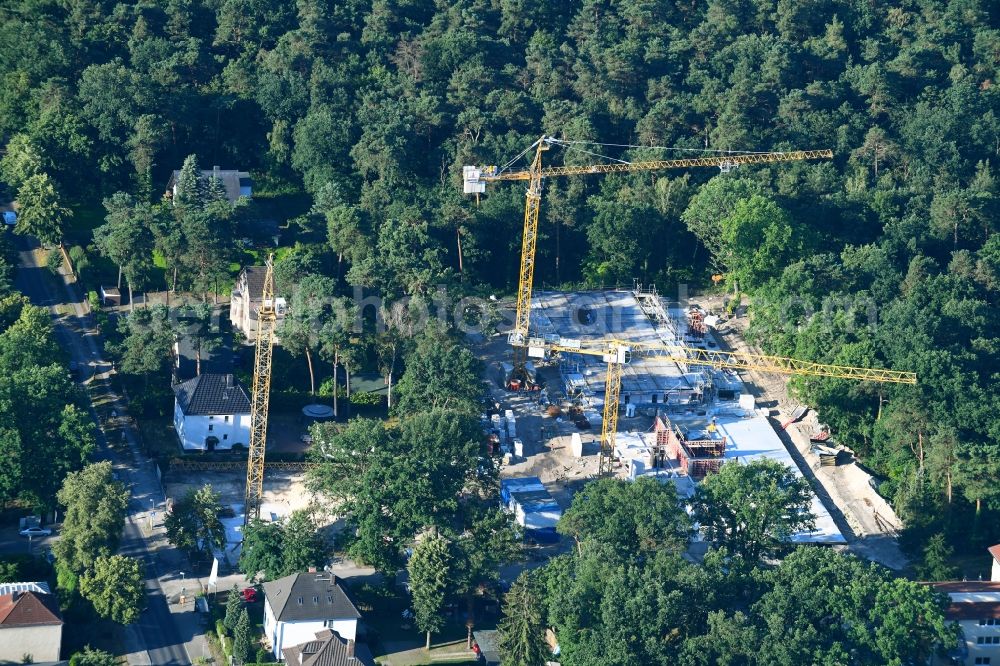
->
[990, 544, 1000, 582]
[263, 572, 361, 661]
[283, 629, 375, 666]
[172, 373, 251, 451]
[230, 266, 287, 342]
[0, 589, 63, 663]
[928, 578, 1000, 665]
[166, 166, 252, 205]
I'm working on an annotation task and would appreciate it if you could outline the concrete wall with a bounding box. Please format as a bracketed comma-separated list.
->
[265, 599, 358, 659]
[960, 618, 1000, 665]
[230, 295, 247, 337]
[0, 624, 62, 662]
[265, 599, 278, 659]
[174, 401, 251, 451]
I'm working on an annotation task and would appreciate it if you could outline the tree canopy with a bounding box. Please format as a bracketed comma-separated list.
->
[693, 459, 815, 562]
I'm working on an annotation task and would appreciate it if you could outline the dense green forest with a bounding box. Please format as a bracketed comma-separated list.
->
[0, 0, 998, 556]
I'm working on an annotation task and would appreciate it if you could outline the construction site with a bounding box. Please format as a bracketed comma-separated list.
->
[184, 138, 914, 572]
[477, 283, 917, 564]
[480, 286, 842, 542]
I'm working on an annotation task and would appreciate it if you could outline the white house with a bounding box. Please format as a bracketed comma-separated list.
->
[991, 544, 1000, 583]
[263, 572, 361, 661]
[172, 373, 251, 451]
[166, 166, 252, 204]
[0, 589, 63, 663]
[230, 266, 287, 342]
[929, 576, 1000, 665]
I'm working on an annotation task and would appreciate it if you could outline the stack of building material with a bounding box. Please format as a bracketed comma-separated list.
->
[812, 444, 839, 466]
[500, 477, 562, 543]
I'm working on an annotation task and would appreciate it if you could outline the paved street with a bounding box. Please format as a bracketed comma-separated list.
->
[13, 236, 207, 665]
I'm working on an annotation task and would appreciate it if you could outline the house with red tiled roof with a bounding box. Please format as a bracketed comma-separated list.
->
[0, 590, 63, 662]
[988, 544, 1000, 583]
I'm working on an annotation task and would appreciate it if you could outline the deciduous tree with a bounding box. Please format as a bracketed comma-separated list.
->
[692, 459, 814, 562]
[80, 555, 145, 625]
[53, 462, 129, 576]
[164, 484, 227, 559]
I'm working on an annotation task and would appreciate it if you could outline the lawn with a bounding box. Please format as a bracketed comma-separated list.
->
[135, 414, 181, 460]
[65, 202, 106, 245]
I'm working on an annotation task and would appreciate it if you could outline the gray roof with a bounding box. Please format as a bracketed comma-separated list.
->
[167, 168, 251, 204]
[237, 266, 269, 301]
[173, 373, 250, 416]
[263, 573, 361, 623]
[283, 630, 375, 666]
[473, 630, 501, 664]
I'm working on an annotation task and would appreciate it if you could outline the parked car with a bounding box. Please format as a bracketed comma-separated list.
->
[240, 587, 258, 603]
[3, 211, 15, 226]
[19, 526, 52, 538]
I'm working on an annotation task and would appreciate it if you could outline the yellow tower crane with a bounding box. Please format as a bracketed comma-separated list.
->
[244, 255, 277, 526]
[463, 138, 834, 386]
[538, 337, 917, 475]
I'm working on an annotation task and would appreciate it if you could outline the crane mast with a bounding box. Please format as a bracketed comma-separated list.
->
[464, 138, 834, 385]
[244, 256, 277, 525]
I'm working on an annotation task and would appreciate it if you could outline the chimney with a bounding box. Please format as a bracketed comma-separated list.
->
[226, 374, 234, 388]
[213, 165, 220, 173]
[347, 639, 355, 658]
[308, 566, 317, 573]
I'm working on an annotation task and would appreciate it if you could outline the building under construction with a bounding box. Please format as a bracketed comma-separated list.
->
[531, 285, 845, 544]
[531, 287, 749, 417]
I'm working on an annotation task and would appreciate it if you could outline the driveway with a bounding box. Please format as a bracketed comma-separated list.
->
[0, 524, 56, 558]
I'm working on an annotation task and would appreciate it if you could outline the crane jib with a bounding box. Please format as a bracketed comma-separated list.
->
[477, 149, 834, 182]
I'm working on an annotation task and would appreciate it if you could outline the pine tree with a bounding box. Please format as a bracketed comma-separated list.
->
[916, 533, 958, 581]
[174, 154, 203, 207]
[224, 584, 242, 632]
[232, 607, 251, 665]
[496, 575, 549, 666]
[207, 175, 228, 203]
[408, 531, 452, 650]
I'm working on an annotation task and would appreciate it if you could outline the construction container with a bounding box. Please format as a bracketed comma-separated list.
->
[500, 477, 561, 543]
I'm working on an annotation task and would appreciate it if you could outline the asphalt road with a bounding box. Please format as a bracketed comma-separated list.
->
[13, 235, 191, 665]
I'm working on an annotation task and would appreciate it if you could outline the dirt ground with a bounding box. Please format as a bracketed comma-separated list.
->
[163, 469, 319, 519]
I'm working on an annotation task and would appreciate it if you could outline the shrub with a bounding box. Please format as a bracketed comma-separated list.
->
[68, 245, 89, 275]
[350, 391, 384, 406]
[46, 249, 64, 275]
